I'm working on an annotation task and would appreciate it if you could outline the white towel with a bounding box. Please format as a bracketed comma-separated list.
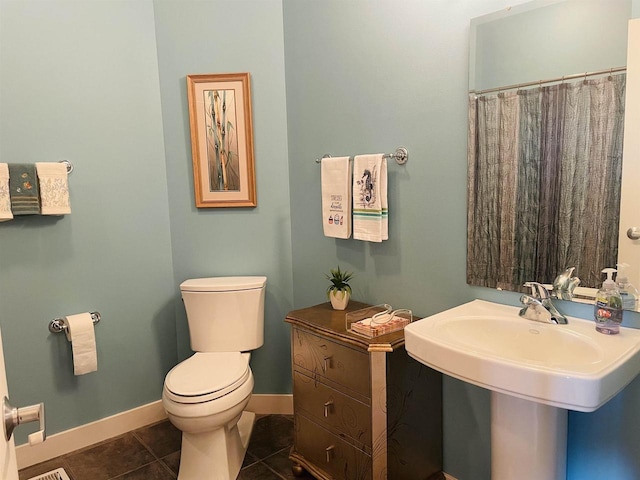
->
[36, 162, 71, 215]
[353, 154, 387, 242]
[321, 157, 352, 239]
[0, 164, 12, 222]
[381, 157, 388, 240]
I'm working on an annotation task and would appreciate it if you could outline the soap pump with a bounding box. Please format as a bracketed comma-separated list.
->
[616, 263, 639, 311]
[594, 268, 623, 335]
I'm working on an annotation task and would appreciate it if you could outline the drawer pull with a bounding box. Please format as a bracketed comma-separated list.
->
[325, 444, 335, 463]
[323, 400, 334, 417]
[322, 355, 332, 372]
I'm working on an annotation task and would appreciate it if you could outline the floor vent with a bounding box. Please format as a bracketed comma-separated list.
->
[26, 468, 71, 480]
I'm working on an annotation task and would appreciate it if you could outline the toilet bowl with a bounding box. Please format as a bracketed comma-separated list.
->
[163, 352, 256, 479]
[161, 276, 266, 480]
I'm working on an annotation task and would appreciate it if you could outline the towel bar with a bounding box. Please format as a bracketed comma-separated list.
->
[58, 160, 74, 174]
[49, 312, 101, 334]
[315, 146, 408, 165]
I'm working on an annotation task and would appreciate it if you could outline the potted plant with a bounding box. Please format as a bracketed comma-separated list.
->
[326, 266, 354, 310]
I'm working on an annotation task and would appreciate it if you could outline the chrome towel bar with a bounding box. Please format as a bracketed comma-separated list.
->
[49, 312, 101, 334]
[58, 159, 74, 174]
[315, 146, 408, 165]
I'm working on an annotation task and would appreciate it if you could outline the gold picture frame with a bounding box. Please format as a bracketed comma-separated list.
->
[187, 73, 256, 208]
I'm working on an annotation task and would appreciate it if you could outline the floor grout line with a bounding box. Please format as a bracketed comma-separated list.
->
[109, 459, 159, 480]
[260, 461, 289, 480]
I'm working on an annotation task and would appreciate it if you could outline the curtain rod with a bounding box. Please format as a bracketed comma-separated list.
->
[470, 66, 626, 96]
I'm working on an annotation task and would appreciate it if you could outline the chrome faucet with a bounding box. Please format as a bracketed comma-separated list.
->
[552, 267, 581, 300]
[519, 282, 568, 325]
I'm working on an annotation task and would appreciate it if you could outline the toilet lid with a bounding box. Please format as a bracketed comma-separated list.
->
[164, 352, 250, 404]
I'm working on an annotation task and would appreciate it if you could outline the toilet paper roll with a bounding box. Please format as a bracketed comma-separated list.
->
[65, 313, 98, 375]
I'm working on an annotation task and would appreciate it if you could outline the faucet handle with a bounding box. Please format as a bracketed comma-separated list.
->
[520, 294, 542, 308]
[523, 282, 550, 299]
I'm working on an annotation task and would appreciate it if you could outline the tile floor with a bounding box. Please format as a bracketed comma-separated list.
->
[18, 414, 313, 480]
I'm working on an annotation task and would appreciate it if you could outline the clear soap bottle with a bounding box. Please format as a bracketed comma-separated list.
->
[616, 263, 639, 311]
[594, 268, 623, 335]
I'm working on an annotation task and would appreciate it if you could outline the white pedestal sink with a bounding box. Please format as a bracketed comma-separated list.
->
[404, 300, 640, 480]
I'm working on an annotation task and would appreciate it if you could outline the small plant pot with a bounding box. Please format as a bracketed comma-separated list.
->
[329, 290, 350, 310]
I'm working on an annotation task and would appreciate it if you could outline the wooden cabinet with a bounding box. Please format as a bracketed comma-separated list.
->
[285, 302, 444, 480]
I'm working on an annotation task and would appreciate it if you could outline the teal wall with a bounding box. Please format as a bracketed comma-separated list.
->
[0, 0, 293, 444]
[282, 1, 640, 479]
[471, 0, 631, 91]
[0, 0, 176, 442]
[282, 2, 507, 478]
[1, 0, 640, 478]
[152, 0, 293, 392]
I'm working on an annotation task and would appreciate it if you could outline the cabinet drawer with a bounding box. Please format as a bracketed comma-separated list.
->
[295, 413, 372, 480]
[292, 328, 370, 397]
[294, 370, 371, 449]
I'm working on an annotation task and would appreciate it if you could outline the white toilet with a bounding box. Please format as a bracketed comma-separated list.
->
[162, 276, 267, 480]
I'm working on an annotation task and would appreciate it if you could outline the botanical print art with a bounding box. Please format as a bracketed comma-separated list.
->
[356, 165, 378, 208]
[204, 89, 240, 192]
[187, 72, 256, 208]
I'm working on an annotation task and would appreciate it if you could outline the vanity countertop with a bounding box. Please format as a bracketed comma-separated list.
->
[285, 301, 407, 352]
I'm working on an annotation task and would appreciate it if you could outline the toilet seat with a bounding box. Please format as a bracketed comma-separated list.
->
[164, 352, 250, 404]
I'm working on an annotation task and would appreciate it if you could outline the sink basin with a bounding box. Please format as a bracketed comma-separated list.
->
[404, 299, 640, 412]
[406, 300, 640, 479]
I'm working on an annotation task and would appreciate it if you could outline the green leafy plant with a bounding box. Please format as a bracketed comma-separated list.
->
[325, 266, 354, 298]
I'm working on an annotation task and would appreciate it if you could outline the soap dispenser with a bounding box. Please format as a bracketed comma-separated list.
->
[616, 263, 639, 311]
[594, 268, 623, 335]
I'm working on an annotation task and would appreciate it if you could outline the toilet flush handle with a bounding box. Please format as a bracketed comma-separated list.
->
[3, 397, 46, 445]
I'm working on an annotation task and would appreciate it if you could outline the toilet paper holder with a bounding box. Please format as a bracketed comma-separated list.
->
[48, 312, 101, 334]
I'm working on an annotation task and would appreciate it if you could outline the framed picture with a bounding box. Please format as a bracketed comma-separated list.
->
[187, 73, 256, 207]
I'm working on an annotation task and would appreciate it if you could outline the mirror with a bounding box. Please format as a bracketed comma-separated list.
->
[468, 0, 639, 310]
[469, 0, 630, 92]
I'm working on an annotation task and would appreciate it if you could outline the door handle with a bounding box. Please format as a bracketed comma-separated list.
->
[627, 227, 640, 240]
[3, 397, 46, 445]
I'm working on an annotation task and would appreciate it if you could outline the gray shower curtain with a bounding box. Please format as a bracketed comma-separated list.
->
[467, 74, 626, 291]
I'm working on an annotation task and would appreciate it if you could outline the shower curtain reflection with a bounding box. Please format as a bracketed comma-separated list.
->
[467, 74, 626, 291]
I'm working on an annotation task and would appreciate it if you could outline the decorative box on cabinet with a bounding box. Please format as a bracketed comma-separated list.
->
[285, 301, 444, 480]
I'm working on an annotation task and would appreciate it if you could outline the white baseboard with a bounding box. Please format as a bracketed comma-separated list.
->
[444, 474, 458, 480]
[16, 400, 167, 469]
[16, 394, 293, 470]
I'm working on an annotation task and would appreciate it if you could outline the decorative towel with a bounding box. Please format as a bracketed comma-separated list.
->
[8, 163, 40, 215]
[321, 156, 352, 239]
[381, 157, 388, 240]
[36, 162, 71, 215]
[0, 164, 12, 222]
[353, 154, 387, 242]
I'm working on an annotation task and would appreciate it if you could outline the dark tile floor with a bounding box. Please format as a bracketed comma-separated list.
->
[18, 414, 313, 480]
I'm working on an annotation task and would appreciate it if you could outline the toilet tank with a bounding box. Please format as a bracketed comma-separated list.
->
[180, 276, 266, 352]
